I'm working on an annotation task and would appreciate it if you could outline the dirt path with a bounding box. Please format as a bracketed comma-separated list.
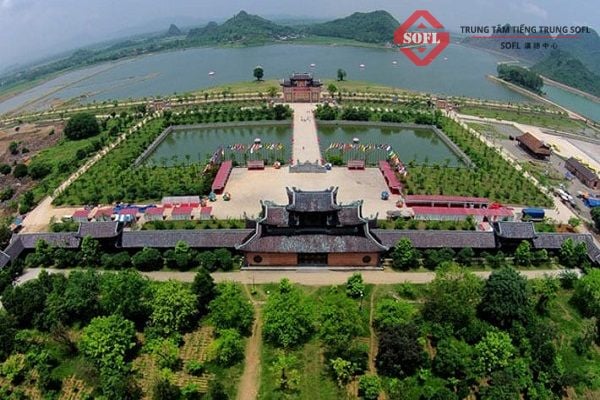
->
[17, 268, 580, 286]
[367, 286, 378, 374]
[237, 286, 263, 400]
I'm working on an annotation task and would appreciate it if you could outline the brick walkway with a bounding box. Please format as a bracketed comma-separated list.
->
[290, 103, 322, 165]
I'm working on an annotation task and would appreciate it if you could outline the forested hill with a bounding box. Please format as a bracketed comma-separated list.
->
[306, 10, 399, 43]
[532, 50, 600, 97]
[187, 11, 297, 44]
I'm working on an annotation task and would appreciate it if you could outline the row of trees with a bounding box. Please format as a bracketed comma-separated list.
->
[315, 102, 552, 206]
[23, 237, 236, 272]
[391, 237, 590, 271]
[55, 105, 291, 205]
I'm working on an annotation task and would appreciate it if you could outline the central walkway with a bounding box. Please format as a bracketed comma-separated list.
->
[290, 103, 322, 165]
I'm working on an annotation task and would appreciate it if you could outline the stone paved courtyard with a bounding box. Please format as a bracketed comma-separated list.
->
[210, 167, 397, 219]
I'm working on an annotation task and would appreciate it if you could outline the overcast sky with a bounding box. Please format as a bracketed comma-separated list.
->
[0, 0, 598, 71]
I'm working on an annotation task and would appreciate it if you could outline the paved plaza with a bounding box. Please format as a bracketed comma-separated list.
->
[210, 167, 397, 219]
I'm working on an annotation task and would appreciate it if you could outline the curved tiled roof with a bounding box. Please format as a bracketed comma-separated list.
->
[238, 234, 387, 253]
[373, 230, 497, 249]
[120, 229, 253, 248]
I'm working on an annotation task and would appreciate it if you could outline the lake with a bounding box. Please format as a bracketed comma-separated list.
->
[318, 124, 464, 167]
[1, 43, 598, 121]
[145, 125, 292, 166]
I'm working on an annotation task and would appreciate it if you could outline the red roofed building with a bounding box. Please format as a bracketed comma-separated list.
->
[200, 207, 213, 221]
[94, 208, 114, 222]
[145, 207, 164, 221]
[411, 206, 514, 222]
[172, 206, 194, 221]
[72, 210, 89, 223]
[404, 195, 490, 208]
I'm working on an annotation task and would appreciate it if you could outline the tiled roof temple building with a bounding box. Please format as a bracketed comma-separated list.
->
[1, 188, 599, 268]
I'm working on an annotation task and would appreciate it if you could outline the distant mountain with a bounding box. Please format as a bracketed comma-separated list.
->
[187, 11, 297, 44]
[167, 24, 182, 36]
[532, 50, 600, 97]
[306, 10, 399, 43]
[460, 25, 600, 75]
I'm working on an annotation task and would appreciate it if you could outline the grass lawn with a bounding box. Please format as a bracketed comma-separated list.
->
[259, 340, 344, 400]
[459, 105, 587, 132]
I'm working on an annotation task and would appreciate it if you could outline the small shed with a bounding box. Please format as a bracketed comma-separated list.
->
[200, 207, 213, 221]
[72, 209, 90, 223]
[94, 208, 114, 222]
[516, 132, 551, 159]
[118, 208, 138, 223]
[172, 206, 194, 220]
[565, 157, 599, 189]
[145, 207, 164, 221]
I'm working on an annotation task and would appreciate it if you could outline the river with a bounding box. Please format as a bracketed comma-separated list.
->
[0, 43, 598, 121]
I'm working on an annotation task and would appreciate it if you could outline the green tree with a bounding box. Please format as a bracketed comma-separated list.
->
[474, 331, 515, 375]
[327, 83, 338, 98]
[191, 268, 216, 315]
[150, 280, 198, 336]
[263, 279, 316, 348]
[572, 269, 600, 318]
[433, 338, 474, 380]
[214, 248, 234, 271]
[79, 314, 136, 372]
[337, 68, 347, 81]
[27, 161, 52, 180]
[80, 235, 101, 267]
[478, 268, 531, 328]
[374, 298, 418, 331]
[12, 163, 28, 178]
[267, 86, 278, 98]
[346, 272, 366, 298]
[47, 269, 100, 326]
[152, 375, 181, 400]
[209, 328, 245, 366]
[513, 240, 532, 266]
[147, 337, 181, 370]
[99, 270, 152, 327]
[271, 351, 300, 392]
[253, 65, 264, 81]
[358, 375, 381, 400]
[592, 207, 600, 231]
[319, 290, 363, 353]
[391, 238, 419, 270]
[330, 357, 353, 387]
[423, 264, 483, 332]
[132, 247, 163, 271]
[196, 251, 217, 271]
[559, 238, 588, 269]
[456, 247, 475, 266]
[64, 113, 100, 140]
[208, 282, 254, 335]
[376, 322, 426, 377]
[207, 381, 229, 400]
[0, 312, 16, 362]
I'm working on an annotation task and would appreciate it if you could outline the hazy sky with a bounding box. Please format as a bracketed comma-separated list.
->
[0, 0, 598, 70]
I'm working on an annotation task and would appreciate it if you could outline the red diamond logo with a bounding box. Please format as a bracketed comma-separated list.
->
[393, 10, 450, 66]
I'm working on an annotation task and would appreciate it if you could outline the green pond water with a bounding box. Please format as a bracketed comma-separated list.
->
[318, 125, 464, 167]
[144, 125, 293, 166]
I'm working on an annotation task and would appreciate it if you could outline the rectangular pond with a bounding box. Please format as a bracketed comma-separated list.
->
[143, 124, 292, 167]
[318, 123, 466, 167]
